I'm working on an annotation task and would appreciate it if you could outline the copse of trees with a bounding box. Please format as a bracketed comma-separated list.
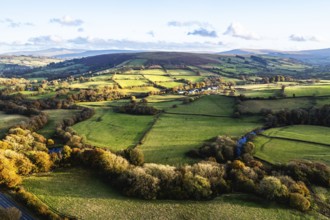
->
[116, 99, 160, 115]
[264, 105, 330, 127]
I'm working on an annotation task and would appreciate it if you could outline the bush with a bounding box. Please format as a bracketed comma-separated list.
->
[258, 176, 289, 201]
[126, 148, 144, 166]
[119, 167, 160, 199]
[182, 172, 212, 199]
[27, 151, 53, 172]
[0, 155, 22, 187]
[0, 207, 21, 220]
[289, 193, 311, 211]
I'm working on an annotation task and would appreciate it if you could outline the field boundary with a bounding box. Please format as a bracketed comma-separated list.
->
[164, 111, 232, 118]
[134, 113, 162, 148]
[259, 133, 330, 147]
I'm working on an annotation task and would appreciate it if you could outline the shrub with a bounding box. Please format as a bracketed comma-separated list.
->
[0, 207, 21, 220]
[182, 171, 212, 199]
[127, 148, 144, 166]
[119, 167, 160, 199]
[0, 155, 22, 187]
[27, 151, 53, 172]
[258, 176, 289, 201]
[289, 193, 311, 211]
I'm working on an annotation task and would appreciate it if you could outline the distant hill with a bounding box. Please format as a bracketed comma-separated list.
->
[219, 48, 330, 64]
[7, 51, 317, 80]
[2, 48, 142, 59]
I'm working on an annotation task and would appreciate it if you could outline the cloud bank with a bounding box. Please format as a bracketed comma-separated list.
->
[224, 22, 260, 40]
[289, 34, 320, 42]
[188, 28, 217, 38]
[50, 16, 83, 26]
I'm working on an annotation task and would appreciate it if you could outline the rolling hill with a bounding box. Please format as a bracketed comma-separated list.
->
[7, 52, 315, 79]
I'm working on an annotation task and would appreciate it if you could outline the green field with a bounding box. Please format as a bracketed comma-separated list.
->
[115, 79, 150, 88]
[285, 85, 330, 97]
[140, 69, 167, 75]
[23, 168, 324, 220]
[140, 114, 262, 165]
[167, 69, 197, 76]
[39, 109, 80, 139]
[173, 75, 205, 83]
[69, 81, 115, 89]
[73, 108, 154, 150]
[262, 125, 330, 145]
[0, 111, 28, 138]
[113, 74, 144, 80]
[157, 81, 185, 88]
[167, 95, 234, 116]
[238, 98, 314, 114]
[254, 136, 330, 165]
[143, 75, 174, 82]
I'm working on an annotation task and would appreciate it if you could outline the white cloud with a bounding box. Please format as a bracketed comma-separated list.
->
[223, 22, 260, 40]
[147, 31, 155, 37]
[168, 20, 212, 28]
[0, 18, 34, 28]
[27, 35, 63, 45]
[289, 34, 321, 42]
[50, 16, 83, 26]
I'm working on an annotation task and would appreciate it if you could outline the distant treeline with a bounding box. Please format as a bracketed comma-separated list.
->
[264, 104, 330, 127]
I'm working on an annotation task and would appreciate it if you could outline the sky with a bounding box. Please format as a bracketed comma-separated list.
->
[0, 0, 329, 53]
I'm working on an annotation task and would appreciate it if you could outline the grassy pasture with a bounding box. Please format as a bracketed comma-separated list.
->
[157, 81, 185, 88]
[143, 75, 174, 82]
[262, 125, 330, 146]
[69, 81, 115, 89]
[285, 85, 330, 97]
[0, 111, 28, 138]
[23, 168, 323, 220]
[254, 136, 330, 165]
[238, 98, 313, 114]
[39, 109, 80, 139]
[140, 69, 167, 75]
[167, 69, 197, 76]
[121, 86, 161, 95]
[113, 74, 144, 80]
[140, 114, 262, 165]
[115, 79, 151, 88]
[167, 95, 235, 116]
[173, 75, 205, 83]
[73, 108, 154, 150]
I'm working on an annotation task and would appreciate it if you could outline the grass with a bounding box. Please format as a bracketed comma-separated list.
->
[254, 136, 330, 165]
[23, 168, 324, 220]
[238, 98, 314, 114]
[72, 108, 155, 150]
[143, 75, 174, 82]
[115, 79, 150, 88]
[140, 69, 167, 75]
[173, 75, 206, 83]
[167, 69, 197, 76]
[69, 81, 115, 89]
[39, 109, 80, 139]
[157, 81, 185, 88]
[262, 125, 330, 146]
[113, 74, 144, 80]
[285, 85, 330, 97]
[167, 95, 235, 116]
[140, 114, 262, 165]
[0, 111, 28, 138]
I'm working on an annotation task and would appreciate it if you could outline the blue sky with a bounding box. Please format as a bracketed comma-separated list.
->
[0, 0, 329, 52]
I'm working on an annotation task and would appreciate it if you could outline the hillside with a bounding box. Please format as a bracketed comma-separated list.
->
[8, 52, 317, 80]
[219, 48, 330, 65]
